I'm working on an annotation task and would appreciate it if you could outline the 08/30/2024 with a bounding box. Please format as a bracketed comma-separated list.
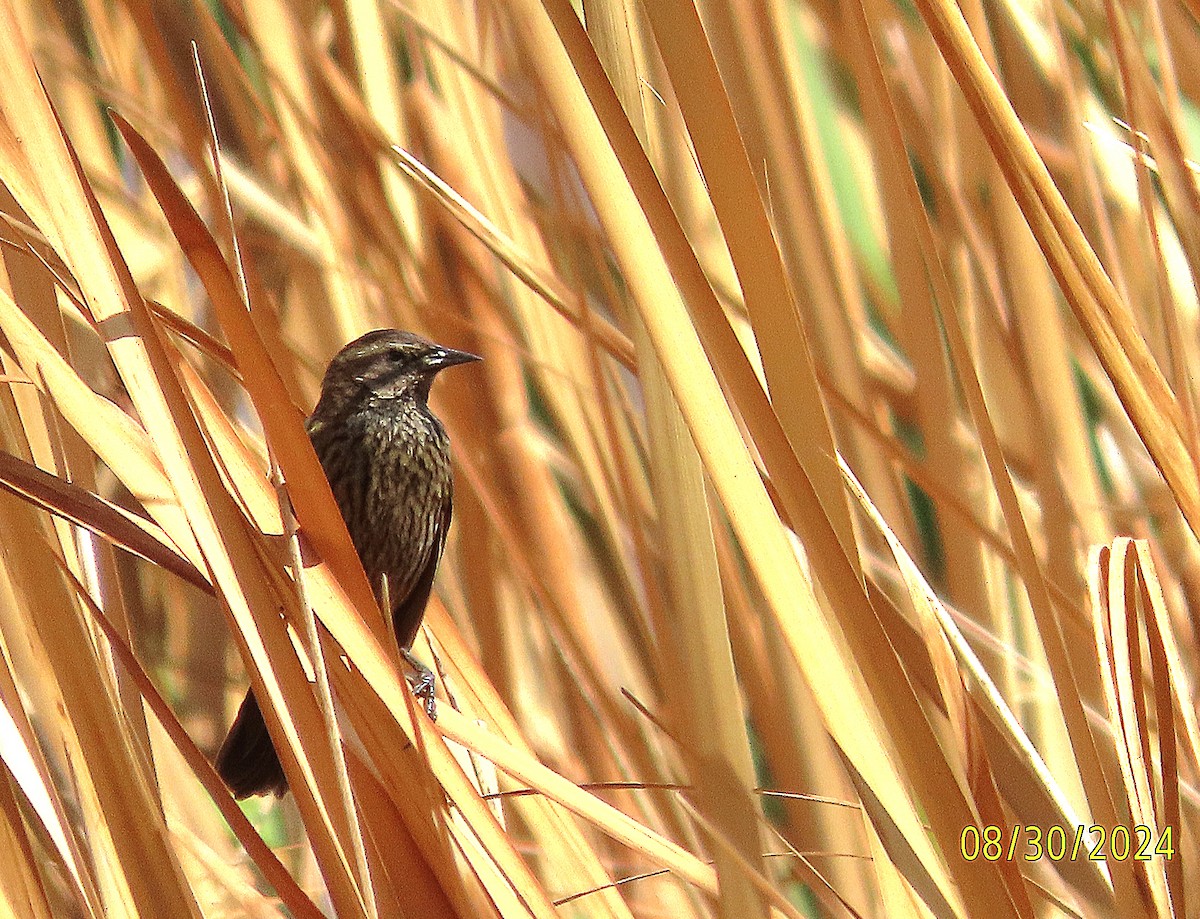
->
[960, 824, 1175, 862]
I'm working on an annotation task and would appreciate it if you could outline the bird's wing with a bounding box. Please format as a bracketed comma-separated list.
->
[391, 500, 450, 650]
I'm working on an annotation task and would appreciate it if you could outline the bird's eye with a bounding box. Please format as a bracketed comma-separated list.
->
[388, 350, 406, 364]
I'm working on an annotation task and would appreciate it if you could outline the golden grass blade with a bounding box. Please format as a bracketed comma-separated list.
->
[5, 0, 1199, 914]
[49, 549, 325, 919]
[1090, 540, 1188, 916]
[854, 466, 1115, 905]
[840, 462, 1036, 912]
[343, 0, 420, 250]
[2, 88, 369, 907]
[0, 751, 57, 919]
[0, 470, 197, 916]
[637, 324, 767, 917]
[0, 290, 202, 570]
[336, 670, 561, 919]
[170, 331, 565, 915]
[387, 143, 635, 370]
[0, 682, 83, 919]
[421, 607, 641, 918]
[239, 0, 364, 339]
[433, 705, 718, 893]
[1132, 543, 1188, 914]
[344, 757, 464, 918]
[108, 112, 386, 644]
[524, 3, 1023, 913]
[60, 100, 372, 919]
[639, 0, 855, 570]
[675, 796, 810, 919]
[907, 0, 1200, 546]
[0, 450, 207, 590]
[0, 582, 107, 919]
[844, 5, 1158, 910]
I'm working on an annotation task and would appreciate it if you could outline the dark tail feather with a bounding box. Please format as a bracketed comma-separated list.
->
[215, 690, 288, 798]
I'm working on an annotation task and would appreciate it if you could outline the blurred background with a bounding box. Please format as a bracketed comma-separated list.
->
[0, 0, 1196, 916]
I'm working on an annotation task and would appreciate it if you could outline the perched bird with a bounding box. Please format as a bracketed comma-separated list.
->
[215, 329, 479, 798]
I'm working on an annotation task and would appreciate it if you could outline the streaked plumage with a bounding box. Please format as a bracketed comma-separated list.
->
[215, 329, 478, 797]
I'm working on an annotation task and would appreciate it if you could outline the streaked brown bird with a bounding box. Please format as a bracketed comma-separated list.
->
[215, 329, 479, 798]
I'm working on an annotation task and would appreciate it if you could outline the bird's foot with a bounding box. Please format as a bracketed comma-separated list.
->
[403, 648, 437, 720]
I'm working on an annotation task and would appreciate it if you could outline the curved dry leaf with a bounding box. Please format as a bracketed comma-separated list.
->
[0, 450, 208, 591]
[0, 287, 206, 570]
[109, 110, 386, 647]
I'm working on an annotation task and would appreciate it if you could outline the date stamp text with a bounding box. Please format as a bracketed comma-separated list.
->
[960, 825, 1175, 862]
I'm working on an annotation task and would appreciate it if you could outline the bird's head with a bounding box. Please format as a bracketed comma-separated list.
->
[314, 329, 479, 417]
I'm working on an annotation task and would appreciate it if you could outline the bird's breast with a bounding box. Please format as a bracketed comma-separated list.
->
[311, 404, 452, 608]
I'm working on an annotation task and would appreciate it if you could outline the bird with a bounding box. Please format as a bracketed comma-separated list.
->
[215, 329, 479, 798]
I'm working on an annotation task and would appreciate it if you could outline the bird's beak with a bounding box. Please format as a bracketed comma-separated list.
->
[427, 346, 481, 371]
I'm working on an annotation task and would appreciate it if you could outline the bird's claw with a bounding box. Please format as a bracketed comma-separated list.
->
[411, 671, 437, 721]
[403, 649, 438, 721]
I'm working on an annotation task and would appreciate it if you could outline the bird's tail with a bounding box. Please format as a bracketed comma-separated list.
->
[215, 690, 288, 798]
